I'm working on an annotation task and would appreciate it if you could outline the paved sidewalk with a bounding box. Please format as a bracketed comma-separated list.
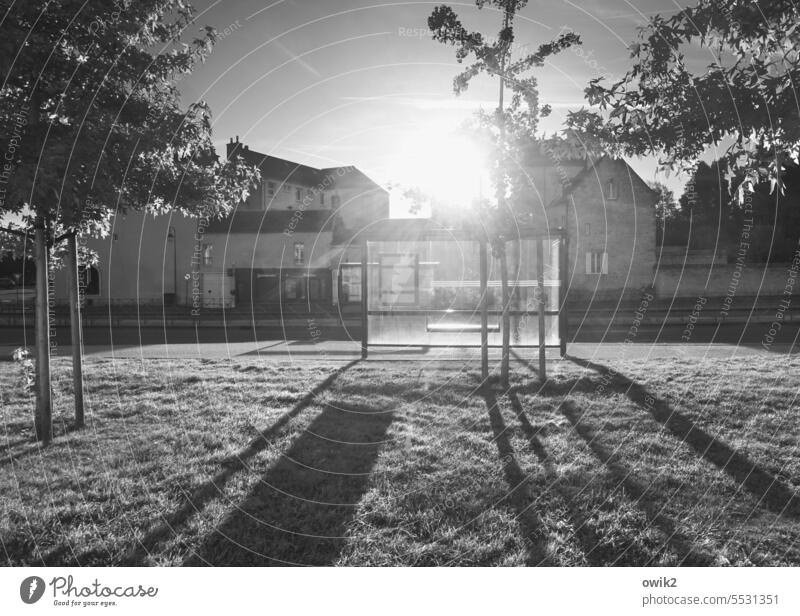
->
[1, 339, 793, 362]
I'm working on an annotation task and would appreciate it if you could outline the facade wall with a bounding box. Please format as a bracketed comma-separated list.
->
[558, 158, 657, 300]
[53, 210, 198, 305]
[239, 171, 332, 212]
[521, 159, 585, 215]
[202, 230, 337, 271]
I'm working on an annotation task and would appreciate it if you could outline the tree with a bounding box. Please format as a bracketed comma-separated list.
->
[428, 0, 579, 385]
[678, 160, 731, 225]
[649, 181, 679, 245]
[566, 0, 800, 193]
[0, 1, 258, 442]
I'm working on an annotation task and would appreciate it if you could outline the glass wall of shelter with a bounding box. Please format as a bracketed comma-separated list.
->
[363, 231, 563, 349]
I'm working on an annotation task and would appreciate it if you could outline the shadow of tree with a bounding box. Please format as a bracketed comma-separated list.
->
[113, 360, 360, 566]
[567, 355, 800, 518]
[556, 398, 715, 565]
[506, 389, 606, 565]
[185, 399, 394, 566]
[481, 387, 552, 566]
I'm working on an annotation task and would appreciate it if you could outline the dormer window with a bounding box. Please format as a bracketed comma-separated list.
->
[606, 178, 618, 200]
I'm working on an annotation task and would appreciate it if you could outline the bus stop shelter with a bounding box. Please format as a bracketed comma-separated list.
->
[358, 219, 567, 379]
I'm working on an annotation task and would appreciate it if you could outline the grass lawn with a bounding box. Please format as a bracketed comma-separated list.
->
[1, 351, 799, 566]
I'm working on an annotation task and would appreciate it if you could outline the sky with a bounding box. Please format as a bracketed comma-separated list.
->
[180, 0, 703, 206]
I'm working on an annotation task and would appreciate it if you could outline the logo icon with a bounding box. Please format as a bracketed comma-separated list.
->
[20, 576, 45, 604]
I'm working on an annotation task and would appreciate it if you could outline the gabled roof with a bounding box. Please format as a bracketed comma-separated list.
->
[226, 139, 386, 192]
[548, 155, 658, 207]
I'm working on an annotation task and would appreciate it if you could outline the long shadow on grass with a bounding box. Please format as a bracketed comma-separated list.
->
[567, 355, 800, 518]
[481, 387, 552, 566]
[556, 398, 715, 565]
[115, 360, 360, 566]
[185, 399, 394, 566]
[506, 390, 606, 565]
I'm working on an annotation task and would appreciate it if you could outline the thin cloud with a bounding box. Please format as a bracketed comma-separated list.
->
[339, 95, 498, 110]
[272, 39, 320, 77]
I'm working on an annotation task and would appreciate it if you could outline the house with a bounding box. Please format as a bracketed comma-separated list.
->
[52, 208, 198, 307]
[197, 138, 389, 312]
[524, 153, 658, 302]
[53, 141, 389, 313]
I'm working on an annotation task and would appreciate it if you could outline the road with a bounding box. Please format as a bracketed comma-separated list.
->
[1, 323, 796, 361]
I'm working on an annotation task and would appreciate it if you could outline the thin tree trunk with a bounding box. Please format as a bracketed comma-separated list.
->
[66, 233, 85, 428]
[497, 7, 510, 388]
[500, 245, 510, 388]
[509, 237, 521, 344]
[34, 217, 52, 443]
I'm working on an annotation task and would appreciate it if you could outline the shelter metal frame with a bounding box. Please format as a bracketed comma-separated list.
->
[359, 226, 568, 379]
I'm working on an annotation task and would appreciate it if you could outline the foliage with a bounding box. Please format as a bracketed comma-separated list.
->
[565, 0, 800, 192]
[428, 0, 580, 238]
[0, 0, 259, 244]
[678, 160, 732, 226]
[11, 347, 35, 393]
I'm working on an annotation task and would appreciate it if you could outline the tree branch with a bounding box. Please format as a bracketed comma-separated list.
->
[0, 226, 30, 238]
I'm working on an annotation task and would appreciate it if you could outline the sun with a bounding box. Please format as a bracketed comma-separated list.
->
[391, 129, 491, 213]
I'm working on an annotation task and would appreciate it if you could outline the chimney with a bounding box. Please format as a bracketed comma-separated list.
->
[227, 136, 243, 160]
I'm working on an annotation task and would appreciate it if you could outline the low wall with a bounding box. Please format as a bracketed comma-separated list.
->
[654, 261, 799, 299]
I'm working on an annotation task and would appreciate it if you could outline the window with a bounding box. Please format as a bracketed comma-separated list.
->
[283, 277, 303, 300]
[340, 266, 361, 303]
[266, 181, 276, 197]
[295, 187, 302, 202]
[606, 178, 618, 200]
[583, 222, 591, 236]
[203, 244, 213, 266]
[379, 253, 418, 306]
[319, 192, 325, 206]
[294, 242, 304, 265]
[331, 195, 341, 209]
[586, 251, 608, 275]
[79, 266, 100, 295]
[283, 183, 291, 192]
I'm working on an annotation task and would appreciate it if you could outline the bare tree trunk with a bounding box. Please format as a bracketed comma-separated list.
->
[66, 233, 84, 428]
[497, 7, 511, 389]
[500, 245, 510, 388]
[509, 237, 521, 344]
[34, 217, 52, 443]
